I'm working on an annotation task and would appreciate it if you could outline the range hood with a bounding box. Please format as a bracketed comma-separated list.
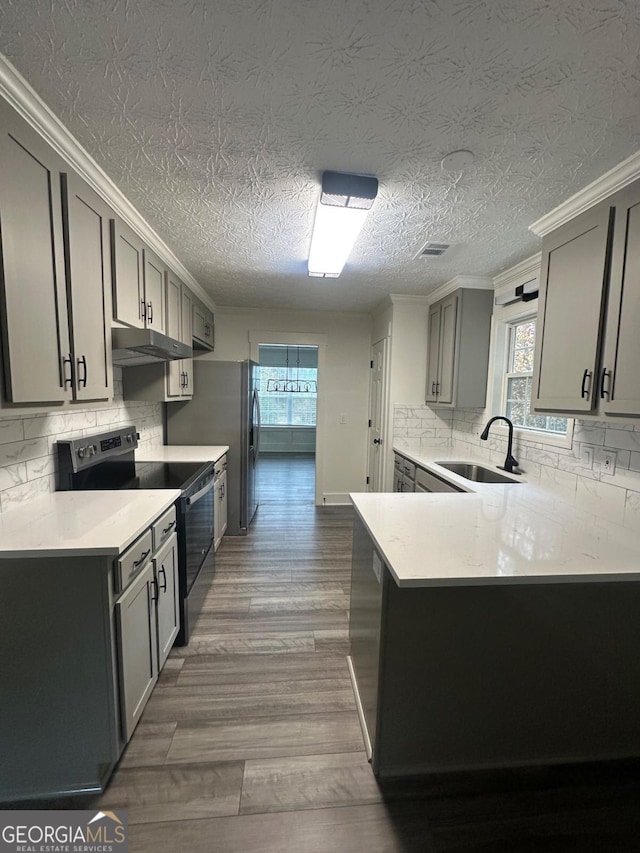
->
[111, 328, 193, 366]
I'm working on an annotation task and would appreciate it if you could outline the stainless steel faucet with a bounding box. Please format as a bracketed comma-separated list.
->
[480, 416, 522, 475]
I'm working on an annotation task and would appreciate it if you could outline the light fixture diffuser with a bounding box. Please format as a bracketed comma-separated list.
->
[308, 171, 378, 278]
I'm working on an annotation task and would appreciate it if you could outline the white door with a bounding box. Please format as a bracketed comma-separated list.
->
[367, 338, 388, 492]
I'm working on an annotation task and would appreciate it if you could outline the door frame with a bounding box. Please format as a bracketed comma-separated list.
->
[249, 331, 327, 506]
[367, 337, 390, 492]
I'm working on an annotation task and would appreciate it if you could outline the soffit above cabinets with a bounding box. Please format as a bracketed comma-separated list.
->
[1, 1, 639, 313]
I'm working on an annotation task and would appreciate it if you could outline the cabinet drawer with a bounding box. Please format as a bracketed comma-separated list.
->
[394, 455, 403, 474]
[152, 506, 177, 551]
[117, 529, 153, 592]
[401, 460, 416, 479]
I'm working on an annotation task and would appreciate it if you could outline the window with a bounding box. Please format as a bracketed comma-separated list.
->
[504, 319, 567, 435]
[256, 365, 317, 426]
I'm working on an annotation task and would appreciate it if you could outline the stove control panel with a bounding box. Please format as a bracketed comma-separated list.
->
[57, 426, 140, 475]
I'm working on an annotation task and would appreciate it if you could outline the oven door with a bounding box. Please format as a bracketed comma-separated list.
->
[184, 473, 215, 596]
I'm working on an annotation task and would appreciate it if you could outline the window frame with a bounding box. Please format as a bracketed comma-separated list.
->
[256, 364, 318, 427]
[487, 300, 574, 450]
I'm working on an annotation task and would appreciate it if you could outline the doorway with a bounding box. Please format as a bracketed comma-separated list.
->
[255, 343, 319, 508]
[250, 331, 327, 505]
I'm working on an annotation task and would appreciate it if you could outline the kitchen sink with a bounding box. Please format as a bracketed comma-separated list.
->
[434, 462, 520, 484]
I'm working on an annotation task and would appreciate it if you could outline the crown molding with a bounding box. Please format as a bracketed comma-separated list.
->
[426, 274, 493, 305]
[529, 149, 640, 237]
[0, 53, 215, 311]
[389, 294, 430, 305]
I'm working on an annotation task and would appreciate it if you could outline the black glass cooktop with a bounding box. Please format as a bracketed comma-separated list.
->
[69, 460, 210, 494]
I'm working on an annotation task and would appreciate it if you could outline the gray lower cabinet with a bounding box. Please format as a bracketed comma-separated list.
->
[214, 459, 228, 551]
[0, 517, 178, 802]
[116, 559, 158, 743]
[117, 529, 178, 743]
[533, 179, 640, 416]
[349, 515, 640, 777]
[425, 288, 493, 408]
[0, 97, 112, 403]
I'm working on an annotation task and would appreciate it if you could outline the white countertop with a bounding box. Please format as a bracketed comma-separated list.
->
[137, 445, 229, 464]
[0, 490, 180, 558]
[351, 447, 640, 588]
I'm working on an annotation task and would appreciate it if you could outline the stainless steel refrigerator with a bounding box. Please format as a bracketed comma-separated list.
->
[166, 359, 260, 535]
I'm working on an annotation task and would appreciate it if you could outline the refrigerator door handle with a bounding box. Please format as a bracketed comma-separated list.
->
[252, 387, 261, 466]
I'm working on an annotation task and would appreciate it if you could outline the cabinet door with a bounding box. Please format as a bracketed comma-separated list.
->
[601, 184, 640, 416]
[193, 299, 215, 349]
[425, 305, 440, 403]
[115, 561, 158, 743]
[165, 271, 183, 399]
[532, 204, 613, 412]
[436, 293, 458, 405]
[181, 286, 194, 397]
[0, 100, 71, 403]
[143, 248, 167, 334]
[217, 470, 228, 546]
[61, 172, 113, 401]
[154, 533, 179, 670]
[111, 218, 145, 329]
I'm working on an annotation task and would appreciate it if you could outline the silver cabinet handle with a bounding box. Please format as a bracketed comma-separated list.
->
[147, 301, 153, 324]
[600, 368, 612, 399]
[581, 369, 592, 399]
[140, 298, 146, 321]
[162, 520, 176, 536]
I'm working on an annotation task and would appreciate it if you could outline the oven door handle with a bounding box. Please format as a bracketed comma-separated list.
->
[186, 477, 215, 506]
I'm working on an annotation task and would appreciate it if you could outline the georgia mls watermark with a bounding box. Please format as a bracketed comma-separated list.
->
[0, 811, 128, 853]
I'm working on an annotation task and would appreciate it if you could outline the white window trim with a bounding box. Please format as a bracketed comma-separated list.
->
[486, 299, 575, 450]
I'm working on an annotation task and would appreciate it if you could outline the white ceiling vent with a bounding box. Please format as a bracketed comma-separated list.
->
[417, 242, 450, 258]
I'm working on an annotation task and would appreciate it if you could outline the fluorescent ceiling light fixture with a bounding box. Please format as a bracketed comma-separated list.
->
[308, 171, 378, 278]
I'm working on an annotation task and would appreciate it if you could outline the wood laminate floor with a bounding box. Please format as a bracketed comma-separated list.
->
[29, 455, 640, 850]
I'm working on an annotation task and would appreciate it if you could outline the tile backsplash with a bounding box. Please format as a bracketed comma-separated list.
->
[0, 368, 163, 514]
[394, 404, 640, 532]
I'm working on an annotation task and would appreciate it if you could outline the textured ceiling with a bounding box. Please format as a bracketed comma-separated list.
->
[1, 0, 639, 312]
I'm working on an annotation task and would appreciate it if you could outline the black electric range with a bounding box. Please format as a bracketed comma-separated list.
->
[56, 426, 215, 645]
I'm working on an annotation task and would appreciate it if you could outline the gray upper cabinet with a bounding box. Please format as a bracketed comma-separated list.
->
[192, 298, 215, 350]
[0, 98, 112, 404]
[122, 272, 194, 402]
[166, 271, 193, 399]
[0, 98, 71, 403]
[111, 217, 145, 329]
[111, 218, 167, 334]
[425, 288, 493, 408]
[533, 179, 640, 417]
[532, 204, 612, 413]
[142, 248, 167, 335]
[600, 182, 640, 417]
[61, 171, 113, 401]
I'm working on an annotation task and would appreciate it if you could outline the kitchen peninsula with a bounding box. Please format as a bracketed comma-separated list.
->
[349, 449, 640, 778]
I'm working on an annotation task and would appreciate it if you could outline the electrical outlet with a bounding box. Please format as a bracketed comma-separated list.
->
[603, 452, 616, 475]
